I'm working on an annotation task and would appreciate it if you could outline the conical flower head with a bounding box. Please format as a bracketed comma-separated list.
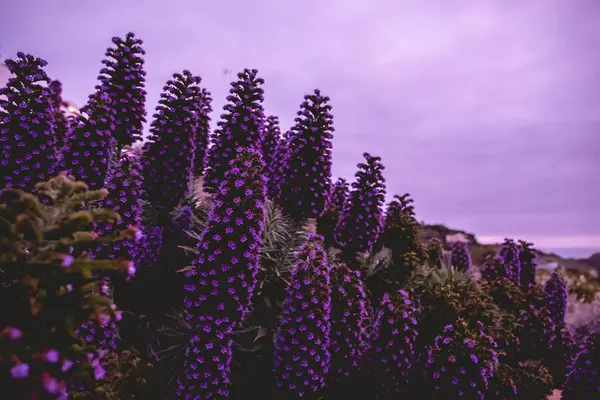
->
[317, 178, 349, 248]
[450, 242, 472, 272]
[279, 89, 335, 220]
[203, 69, 265, 193]
[335, 153, 386, 259]
[518, 240, 537, 291]
[192, 88, 212, 177]
[61, 93, 114, 189]
[544, 270, 568, 327]
[368, 290, 418, 397]
[268, 128, 293, 200]
[379, 193, 422, 265]
[262, 115, 281, 174]
[562, 333, 600, 400]
[87, 32, 146, 148]
[0, 53, 58, 190]
[425, 319, 500, 400]
[482, 238, 521, 284]
[329, 263, 370, 381]
[517, 287, 556, 362]
[274, 233, 331, 399]
[183, 147, 266, 332]
[141, 70, 203, 221]
[48, 79, 70, 153]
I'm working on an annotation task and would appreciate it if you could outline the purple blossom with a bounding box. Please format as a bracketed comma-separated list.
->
[482, 238, 521, 285]
[518, 240, 537, 291]
[262, 115, 282, 195]
[0, 53, 58, 190]
[204, 69, 265, 193]
[278, 89, 335, 220]
[317, 178, 350, 249]
[274, 234, 332, 399]
[267, 128, 293, 200]
[450, 242, 472, 272]
[192, 88, 212, 177]
[562, 333, 600, 400]
[544, 271, 567, 327]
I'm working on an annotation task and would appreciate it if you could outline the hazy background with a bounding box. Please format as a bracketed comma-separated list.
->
[1, 0, 598, 258]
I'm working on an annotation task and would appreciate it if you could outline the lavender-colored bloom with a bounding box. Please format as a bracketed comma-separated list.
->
[518, 240, 537, 291]
[274, 234, 332, 399]
[544, 271, 567, 327]
[318, 178, 350, 249]
[482, 238, 521, 285]
[329, 263, 370, 382]
[368, 291, 418, 396]
[562, 333, 600, 400]
[141, 71, 203, 222]
[279, 89, 335, 220]
[0, 53, 58, 190]
[84, 32, 146, 149]
[133, 224, 163, 271]
[204, 69, 265, 193]
[192, 88, 212, 177]
[425, 319, 499, 400]
[450, 242, 472, 272]
[267, 128, 293, 200]
[335, 153, 386, 260]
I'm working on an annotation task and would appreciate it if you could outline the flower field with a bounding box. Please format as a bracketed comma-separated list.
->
[0, 32, 598, 400]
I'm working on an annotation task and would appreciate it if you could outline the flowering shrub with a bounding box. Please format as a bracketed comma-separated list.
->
[0, 174, 135, 399]
[274, 233, 331, 399]
[204, 69, 265, 193]
[279, 90, 334, 221]
[562, 333, 600, 399]
[335, 153, 386, 261]
[0, 53, 58, 190]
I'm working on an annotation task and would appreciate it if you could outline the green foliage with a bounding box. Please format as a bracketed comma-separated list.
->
[0, 173, 135, 398]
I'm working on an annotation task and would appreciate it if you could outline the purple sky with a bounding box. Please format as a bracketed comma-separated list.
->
[1, 0, 599, 255]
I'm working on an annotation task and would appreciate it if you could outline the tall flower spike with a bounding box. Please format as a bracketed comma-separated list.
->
[279, 89, 335, 220]
[329, 263, 370, 382]
[274, 234, 331, 399]
[544, 270, 567, 327]
[482, 238, 521, 285]
[335, 153, 386, 260]
[562, 333, 600, 400]
[0, 53, 58, 190]
[141, 70, 202, 222]
[368, 290, 418, 397]
[262, 115, 281, 184]
[175, 148, 266, 399]
[204, 68, 265, 193]
[518, 240, 537, 291]
[192, 87, 213, 177]
[48, 80, 70, 155]
[450, 242, 472, 272]
[84, 32, 146, 149]
[268, 128, 294, 200]
[318, 178, 350, 249]
[425, 319, 500, 400]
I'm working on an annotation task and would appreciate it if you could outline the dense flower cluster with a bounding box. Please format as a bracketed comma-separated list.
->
[329, 263, 369, 381]
[335, 153, 386, 260]
[318, 178, 350, 248]
[425, 319, 500, 400]
[450, 242, 472, 272]
[85, 32, 146, 148]
[133, 224, 163, 271]
[141, 71, 203, 221]
[368, 290, 418, 397]
[267, 128, 293, 200]
[274, 234, 331, 399]
[0, 53, 58, 190]
[192, 87, 213, 177]
[48, 80, 70, 153]
[379, 193, 423, 267]
[544, 270, 568, 326]
[261, 115, 282, 176]
[517, 288, 556, 362]
[562, 333, 600, 400]
[279, 90, 334, 220]
[204, 69, 265, 193]
[482, 239, 521, 284]
[518, 240, 537, 291]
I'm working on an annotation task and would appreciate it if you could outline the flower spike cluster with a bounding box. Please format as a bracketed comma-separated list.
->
[85, 32, 146, 148]
[562, 333, 600, 400]
[379, 193, 422, 268]
[329, 263, 370, 381]
[335, 153, 386, 260]
[204, 69, 265, 193]
[368, 290, 418, 396]
[543, 271, 567, 327]
[274, 234, 332, 399]
[268, 128, 293, 200]
[318, 178, 350, 249]
[262, 115, 282, 172]
[482, 238, 521, 284]
[279, 89, 335, 220]
[192, 87, 213, 177]
[48, 80, 70, 153]
[141, 70, 203, 221]
[518, 240, 537, 291]
[425, 319, 500, 400]
[450, 242, 472, 272]
[0, 53, 58, 191]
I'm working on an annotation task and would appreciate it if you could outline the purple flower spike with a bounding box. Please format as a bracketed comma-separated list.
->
[262, 115, 282, 196]
[203, 69, 265, 193]
[48, 80, 70, 153]
[141, 70, 203, 222]
[334, 153, 386, 261]
[267, 128, 293, 200]
[518, 240, 537, 291]
[450, 242, 472, 272]
[0, 53, 58, 190]
[482, 238, 521, 285]
[192, 88, 213, 177]
[274, 234, 332, 399]
[318, 178, 350, 249]
[544, 271, 567, 327]
[367, 290, 418, 396]
[562, 333, 600, 400]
